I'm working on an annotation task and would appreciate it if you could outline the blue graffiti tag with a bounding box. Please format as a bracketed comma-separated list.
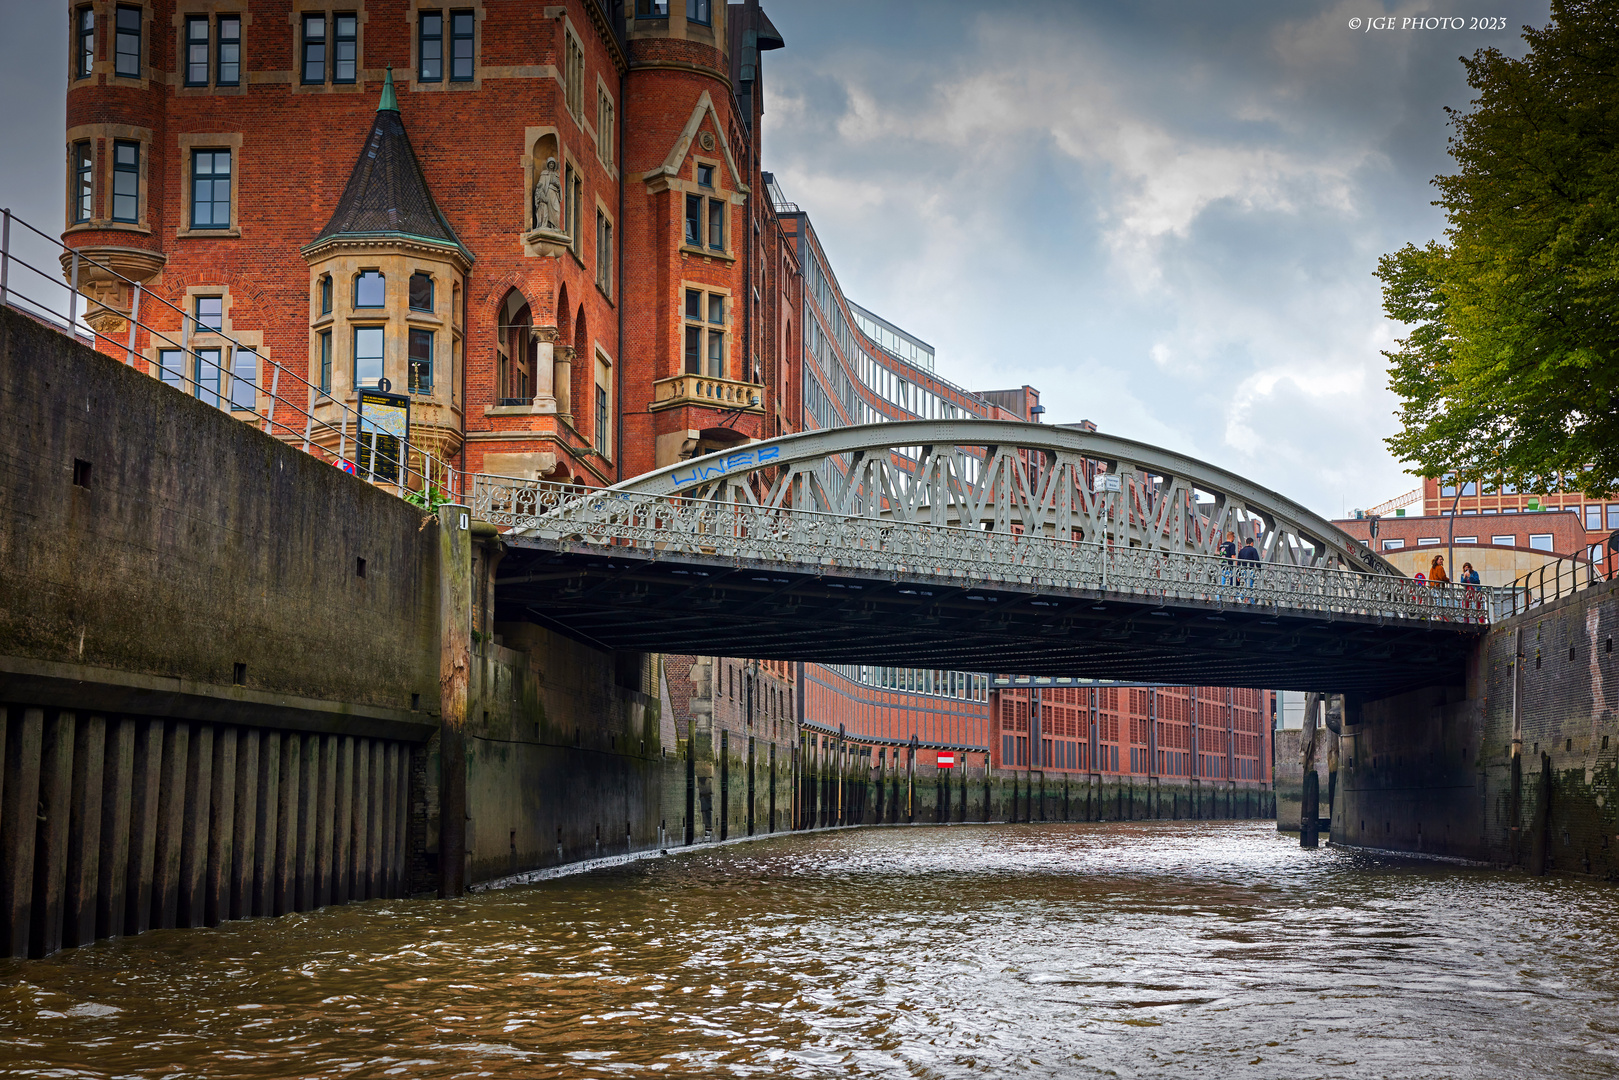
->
[670, 445, 780, 487]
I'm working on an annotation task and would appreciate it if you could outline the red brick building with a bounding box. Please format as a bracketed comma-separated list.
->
[62, 0, 789, 488]
[990, 679, 1273, 785]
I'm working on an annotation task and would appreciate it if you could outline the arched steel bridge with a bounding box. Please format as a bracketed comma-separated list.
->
[474, 421, 1498, 697]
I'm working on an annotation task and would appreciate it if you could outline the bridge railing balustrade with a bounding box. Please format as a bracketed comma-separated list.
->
[495, 484, 1500, 626]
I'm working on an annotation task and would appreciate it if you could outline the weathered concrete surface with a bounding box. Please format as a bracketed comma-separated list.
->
[1338, 581, 1619, 877]
[0, 305, 440, 737]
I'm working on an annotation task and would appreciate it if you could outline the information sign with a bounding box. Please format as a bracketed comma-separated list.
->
[357, 387, 410, 483]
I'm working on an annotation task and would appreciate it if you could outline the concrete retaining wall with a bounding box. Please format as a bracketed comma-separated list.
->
[1338, 581, 1619, 877]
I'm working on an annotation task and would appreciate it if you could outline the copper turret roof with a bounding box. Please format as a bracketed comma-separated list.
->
[304, 69, 472, 264]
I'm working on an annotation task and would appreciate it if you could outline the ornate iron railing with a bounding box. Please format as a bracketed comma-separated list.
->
[472, 475, 1501, 626]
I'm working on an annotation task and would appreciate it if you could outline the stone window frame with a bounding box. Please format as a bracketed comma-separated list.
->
[564, 148, 587, 264]
[171, 2, 251, 98]
[403, 264, 446, 396]
[406, 0, 486, 93]
[679, 279, 731, 378]
[137, 284, 268, 417]
[176, 132, 244, 239]
[64, 123, 152, 235]
[112, 2, 147, 84]
[69, 2, 155, 89]
[678, 153, 738, 263]
[286, 1, 370, 95]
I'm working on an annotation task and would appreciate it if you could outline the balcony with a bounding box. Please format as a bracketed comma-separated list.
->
[651, 373, 764, 413]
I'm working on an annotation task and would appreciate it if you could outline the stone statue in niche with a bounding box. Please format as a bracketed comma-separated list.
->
[533, 157, 562, 231]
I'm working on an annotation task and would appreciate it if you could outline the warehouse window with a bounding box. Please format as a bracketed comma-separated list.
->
[114, 5, 141, 78]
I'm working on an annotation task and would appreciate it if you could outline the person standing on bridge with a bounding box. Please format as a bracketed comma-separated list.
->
[1217, 531, 1238, 599]
[1429, 554, 1449, 585]
[1237, 535, 1261, 596]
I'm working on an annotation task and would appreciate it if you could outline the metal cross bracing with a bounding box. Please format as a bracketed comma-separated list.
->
[477, 423, 1501, 698]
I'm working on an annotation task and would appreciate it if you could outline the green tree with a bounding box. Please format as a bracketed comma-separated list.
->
[1379, 0, 1619, 496]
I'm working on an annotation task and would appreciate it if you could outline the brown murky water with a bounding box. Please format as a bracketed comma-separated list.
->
[1, 821, 1617, 1078]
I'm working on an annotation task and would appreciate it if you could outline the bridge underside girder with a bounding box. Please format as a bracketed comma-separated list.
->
[495, 542, 1481, 697]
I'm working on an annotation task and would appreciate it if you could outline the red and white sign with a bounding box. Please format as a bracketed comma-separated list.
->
[937, 752, 956, 768]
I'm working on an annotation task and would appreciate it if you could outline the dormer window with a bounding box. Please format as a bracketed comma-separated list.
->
[355, 270, 385, 308]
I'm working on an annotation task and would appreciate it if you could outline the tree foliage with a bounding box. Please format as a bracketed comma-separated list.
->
[1379, 0, 1619, 495]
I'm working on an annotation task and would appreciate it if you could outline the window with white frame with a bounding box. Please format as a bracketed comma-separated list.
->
[683, 288, 725, 377]
[1529, 534, 1554, 552]
[1492, 535, 1515, 546]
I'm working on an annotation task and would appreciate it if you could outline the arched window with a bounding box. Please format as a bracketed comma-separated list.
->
[409, 271, 434, 312]
[355, 270, 385, 308]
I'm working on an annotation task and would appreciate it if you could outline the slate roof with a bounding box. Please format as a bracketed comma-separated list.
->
[307, 72, 472, 262]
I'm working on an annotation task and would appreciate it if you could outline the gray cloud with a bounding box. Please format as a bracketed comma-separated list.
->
[762, 0, 1550, 515]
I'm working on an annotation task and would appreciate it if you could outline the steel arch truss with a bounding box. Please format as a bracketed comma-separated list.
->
[605, 420, 1391, 572]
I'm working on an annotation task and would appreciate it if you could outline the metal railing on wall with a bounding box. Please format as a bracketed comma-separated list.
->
[1, 206, 459, 508]
[1506, 552, 1613, 617]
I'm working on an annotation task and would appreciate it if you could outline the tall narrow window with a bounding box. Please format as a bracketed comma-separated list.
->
[418, 11, 442, 82]
[217, 16, 240, 86]
[71, 142, 93, 223]
[684, 326, 700, 375]
[408, 328, 432, 393]
[689, 0, 712, 25]
[707, 329, 723, 378]
[564, 31, 583, 118]
[114, 5, 141, 78]
[684, 194, 701, 245]
[185, 15, 209, 85]
[409, 271, 433, 311]
[75, 7, 95, 79]
[319, 274, 332, 315]
[566, 166, 581, 251]
[597, 87, 614, 168]
[111, 140, 139, 223]
[157, 348, 185, 391]
[353, 326, 384, 387]
[229, 349, 256, 411]
[450, 10, 473, 81]
[318, 330, 332, 392]
[594, 383, 608, 455]
[708, 198, 725, 251]
[195, 295, 223, 331]
[596, 211, 612, 296]
[190, 150, 231, 229]
[707, 294, 724, 326]
[301, 14, 325, 84]
[354, 270, 385, 307]
[333, 14, 357, 83]
[194, 347, 222, 407]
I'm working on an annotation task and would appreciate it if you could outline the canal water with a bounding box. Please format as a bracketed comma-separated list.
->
[2, 821, 1616, 1078]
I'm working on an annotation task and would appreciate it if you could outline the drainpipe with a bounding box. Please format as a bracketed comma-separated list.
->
[615, 45, 625, 483]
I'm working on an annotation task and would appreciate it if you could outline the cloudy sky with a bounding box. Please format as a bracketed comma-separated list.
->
[757, 0, 1551, 517]
[0, 1, 1553, 518]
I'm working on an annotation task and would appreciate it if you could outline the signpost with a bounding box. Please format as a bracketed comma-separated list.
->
[357, 383, 410, 484]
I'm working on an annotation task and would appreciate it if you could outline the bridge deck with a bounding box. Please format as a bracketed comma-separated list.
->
[496, 538, 1484, 697]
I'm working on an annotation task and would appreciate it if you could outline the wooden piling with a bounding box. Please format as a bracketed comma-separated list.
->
[1, 707, 43, 956]
[232, 728, 260, 920]
[253, 730, 280, 917]
[352, 738, 371, 899]
[274, 733, 300, 915]
[297, 734, 316, 912]
[32, 711, 77, 957]
[334, 735, 354, 905]
[64, 714, 105, 947]
[97, 718, 134, 939]
[207, 727, 237, 925]
[124, 719, 163, 935]
[178, 723, 213, 927]
[315, 735, 336, 909]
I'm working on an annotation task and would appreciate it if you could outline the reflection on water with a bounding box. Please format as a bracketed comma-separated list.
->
[2, 821, 1617, 1078]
